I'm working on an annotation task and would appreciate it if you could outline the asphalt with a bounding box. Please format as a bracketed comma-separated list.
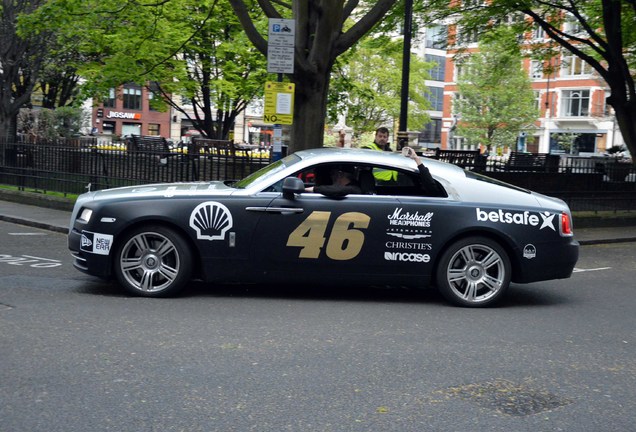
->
[1, 196, 636, 245]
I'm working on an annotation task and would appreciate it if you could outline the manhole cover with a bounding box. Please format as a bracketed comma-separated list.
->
[439, 379, 572, 416]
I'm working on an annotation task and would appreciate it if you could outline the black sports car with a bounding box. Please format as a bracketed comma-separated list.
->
[68, 147, 579, 307]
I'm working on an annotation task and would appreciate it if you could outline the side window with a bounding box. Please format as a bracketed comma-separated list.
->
[372, 165, 447, 198]
[373, 167, 420, 196]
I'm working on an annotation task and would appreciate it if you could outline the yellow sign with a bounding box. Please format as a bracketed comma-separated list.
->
[264, 81, 295, 125]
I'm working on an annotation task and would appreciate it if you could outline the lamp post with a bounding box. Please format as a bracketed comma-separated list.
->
[398, 0, 413, 150]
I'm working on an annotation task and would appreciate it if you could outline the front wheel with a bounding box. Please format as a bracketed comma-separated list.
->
[436, 236, 511, 307]
[113, 225, 192, 297]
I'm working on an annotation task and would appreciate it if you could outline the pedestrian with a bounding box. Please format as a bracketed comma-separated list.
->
[362, 127, 392, 152]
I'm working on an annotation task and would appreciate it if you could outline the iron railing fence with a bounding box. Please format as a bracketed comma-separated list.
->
[0, 138, 270, 195]
[1, 139, 634, 211]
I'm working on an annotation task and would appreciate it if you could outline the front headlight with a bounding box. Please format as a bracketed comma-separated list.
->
[79, 208, 93, 223]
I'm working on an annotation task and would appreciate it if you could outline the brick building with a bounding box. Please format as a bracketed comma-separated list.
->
[441, 18, 624, 154]
[91, 84, 172, 139]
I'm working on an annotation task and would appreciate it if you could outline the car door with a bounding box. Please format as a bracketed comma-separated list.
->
[250, 191, 400, 285]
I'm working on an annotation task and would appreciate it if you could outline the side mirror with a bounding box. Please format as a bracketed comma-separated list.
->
[282, 176, 305, 199]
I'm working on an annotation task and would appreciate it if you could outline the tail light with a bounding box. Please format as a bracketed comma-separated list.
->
[560, 212, 573, 236]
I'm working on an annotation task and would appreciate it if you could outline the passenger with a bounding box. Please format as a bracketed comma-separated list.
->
[306, 166, 361, 197]
[402, 146, 442, 196]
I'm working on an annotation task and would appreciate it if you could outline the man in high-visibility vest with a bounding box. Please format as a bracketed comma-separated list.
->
[362, 127, 397, 182]
[362, 127, 392, 152]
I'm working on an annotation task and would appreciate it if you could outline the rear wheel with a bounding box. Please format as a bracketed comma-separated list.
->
[113, 225, 192, 297]
[436, 236, 511, 307]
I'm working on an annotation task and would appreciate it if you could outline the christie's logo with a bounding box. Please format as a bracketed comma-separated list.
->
[106, 111, 142, 120]
[384, 252, 431, 263]
[385, 241, 432, 251]
[388, 208, 433, 227]
[476, 208, 555, 231]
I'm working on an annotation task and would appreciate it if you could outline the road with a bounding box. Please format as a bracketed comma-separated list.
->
[1, 220, 635, 432]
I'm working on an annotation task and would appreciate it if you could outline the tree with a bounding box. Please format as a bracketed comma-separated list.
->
[329, 35, 432, 139]
[228, 0, 400, 151]
[155, 2, 268, 140]
[28, 0, 266, 141]
[0, 0, 50, 140]
[453, 27, 538, 152]
[422, 0, 636, 162]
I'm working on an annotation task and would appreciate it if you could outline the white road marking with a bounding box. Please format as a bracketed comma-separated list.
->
[573, 267, 612, 273]
[9, 232, 47, 236]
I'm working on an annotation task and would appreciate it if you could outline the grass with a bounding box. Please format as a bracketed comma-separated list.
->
[0, 184, 79, 202]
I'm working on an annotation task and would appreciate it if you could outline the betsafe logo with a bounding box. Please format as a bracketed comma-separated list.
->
[476, 208, 555, 231]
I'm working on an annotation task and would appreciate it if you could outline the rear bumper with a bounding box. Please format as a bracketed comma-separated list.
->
[513, 237, 579, 283]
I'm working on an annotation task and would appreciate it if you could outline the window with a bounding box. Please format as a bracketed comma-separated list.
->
[534, 91, 542, 111]
[148, 82, 160, 111]
[454, 57, 473, 82]
[123, 85, 142, 110]
[530, 60, 543, 79]
[531, 22, 545, 40]
[425, 54, 446, 81]
[103, 88, 116, 108]
[561, 90, 590, 117]
[419, 119, 442, 144]
[457, 26, 479, 46]
[561, 55, 591, 76]
[425, 25, 447, 49]
[148, 124, 160, 136]
[425, 87, 444, 111]
[563, 15, 584, 35]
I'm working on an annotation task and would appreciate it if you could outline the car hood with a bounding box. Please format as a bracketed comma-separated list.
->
[83, 181, 234, 203]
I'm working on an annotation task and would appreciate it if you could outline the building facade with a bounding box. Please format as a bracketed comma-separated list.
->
[91, 84, 172, 139]
[440, 18, 624, 155]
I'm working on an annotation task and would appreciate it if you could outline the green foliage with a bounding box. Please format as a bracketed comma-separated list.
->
[329, 36, 432, 138]
[454, 27, 538, 151]
[18, 107, 88, 139]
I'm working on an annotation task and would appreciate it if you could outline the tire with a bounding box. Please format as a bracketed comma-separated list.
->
[436, 236, 511, 307]
[113, 225, 192, 297]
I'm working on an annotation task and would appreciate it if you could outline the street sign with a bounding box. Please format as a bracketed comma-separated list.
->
[263, 81, 295, 125]
[268, 18, 295, 74]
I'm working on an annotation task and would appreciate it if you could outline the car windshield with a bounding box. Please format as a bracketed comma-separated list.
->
[233, 153, 302, 189]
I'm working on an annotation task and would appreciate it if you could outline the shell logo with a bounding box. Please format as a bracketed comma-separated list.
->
[189, 201, 233, 241]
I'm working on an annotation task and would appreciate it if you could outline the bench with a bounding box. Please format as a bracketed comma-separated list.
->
[430, 148, 486, 171]
[128, 135, 171, 154]
[505, 152, 560, 172]
[128, 135, 176, 165]
[189, 137, 237, 157]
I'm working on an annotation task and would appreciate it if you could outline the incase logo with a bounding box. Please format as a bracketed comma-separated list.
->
[476, 208, 555, 230]
[384, 252, 431, 263]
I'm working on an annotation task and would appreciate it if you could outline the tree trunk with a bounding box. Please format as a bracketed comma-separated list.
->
[0, 114, 18, 142]
[607, 90, 636, 166]
[290, 70, 331, 152]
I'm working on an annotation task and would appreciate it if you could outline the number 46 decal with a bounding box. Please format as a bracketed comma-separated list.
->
[286, 211, 371, 260]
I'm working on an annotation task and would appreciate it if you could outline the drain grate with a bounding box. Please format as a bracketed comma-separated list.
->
[440, 379, 572, 416]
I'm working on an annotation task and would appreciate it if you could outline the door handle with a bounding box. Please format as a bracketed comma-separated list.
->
[246, 207, 304, 214]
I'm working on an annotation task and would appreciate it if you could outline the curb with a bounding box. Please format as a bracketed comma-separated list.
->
[0, 189, 75, 211]
[0, 214, 68, 234]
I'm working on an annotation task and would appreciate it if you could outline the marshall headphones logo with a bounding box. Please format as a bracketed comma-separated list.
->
[388, 208, 433, 227]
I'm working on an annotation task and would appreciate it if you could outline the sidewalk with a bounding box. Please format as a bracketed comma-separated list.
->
[2, 198, 636, 245]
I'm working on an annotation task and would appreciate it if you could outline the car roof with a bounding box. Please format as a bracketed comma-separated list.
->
[293, 147, 466, 179]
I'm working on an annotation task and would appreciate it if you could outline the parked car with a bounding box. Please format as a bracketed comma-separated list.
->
[68, 147, 579, 307]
